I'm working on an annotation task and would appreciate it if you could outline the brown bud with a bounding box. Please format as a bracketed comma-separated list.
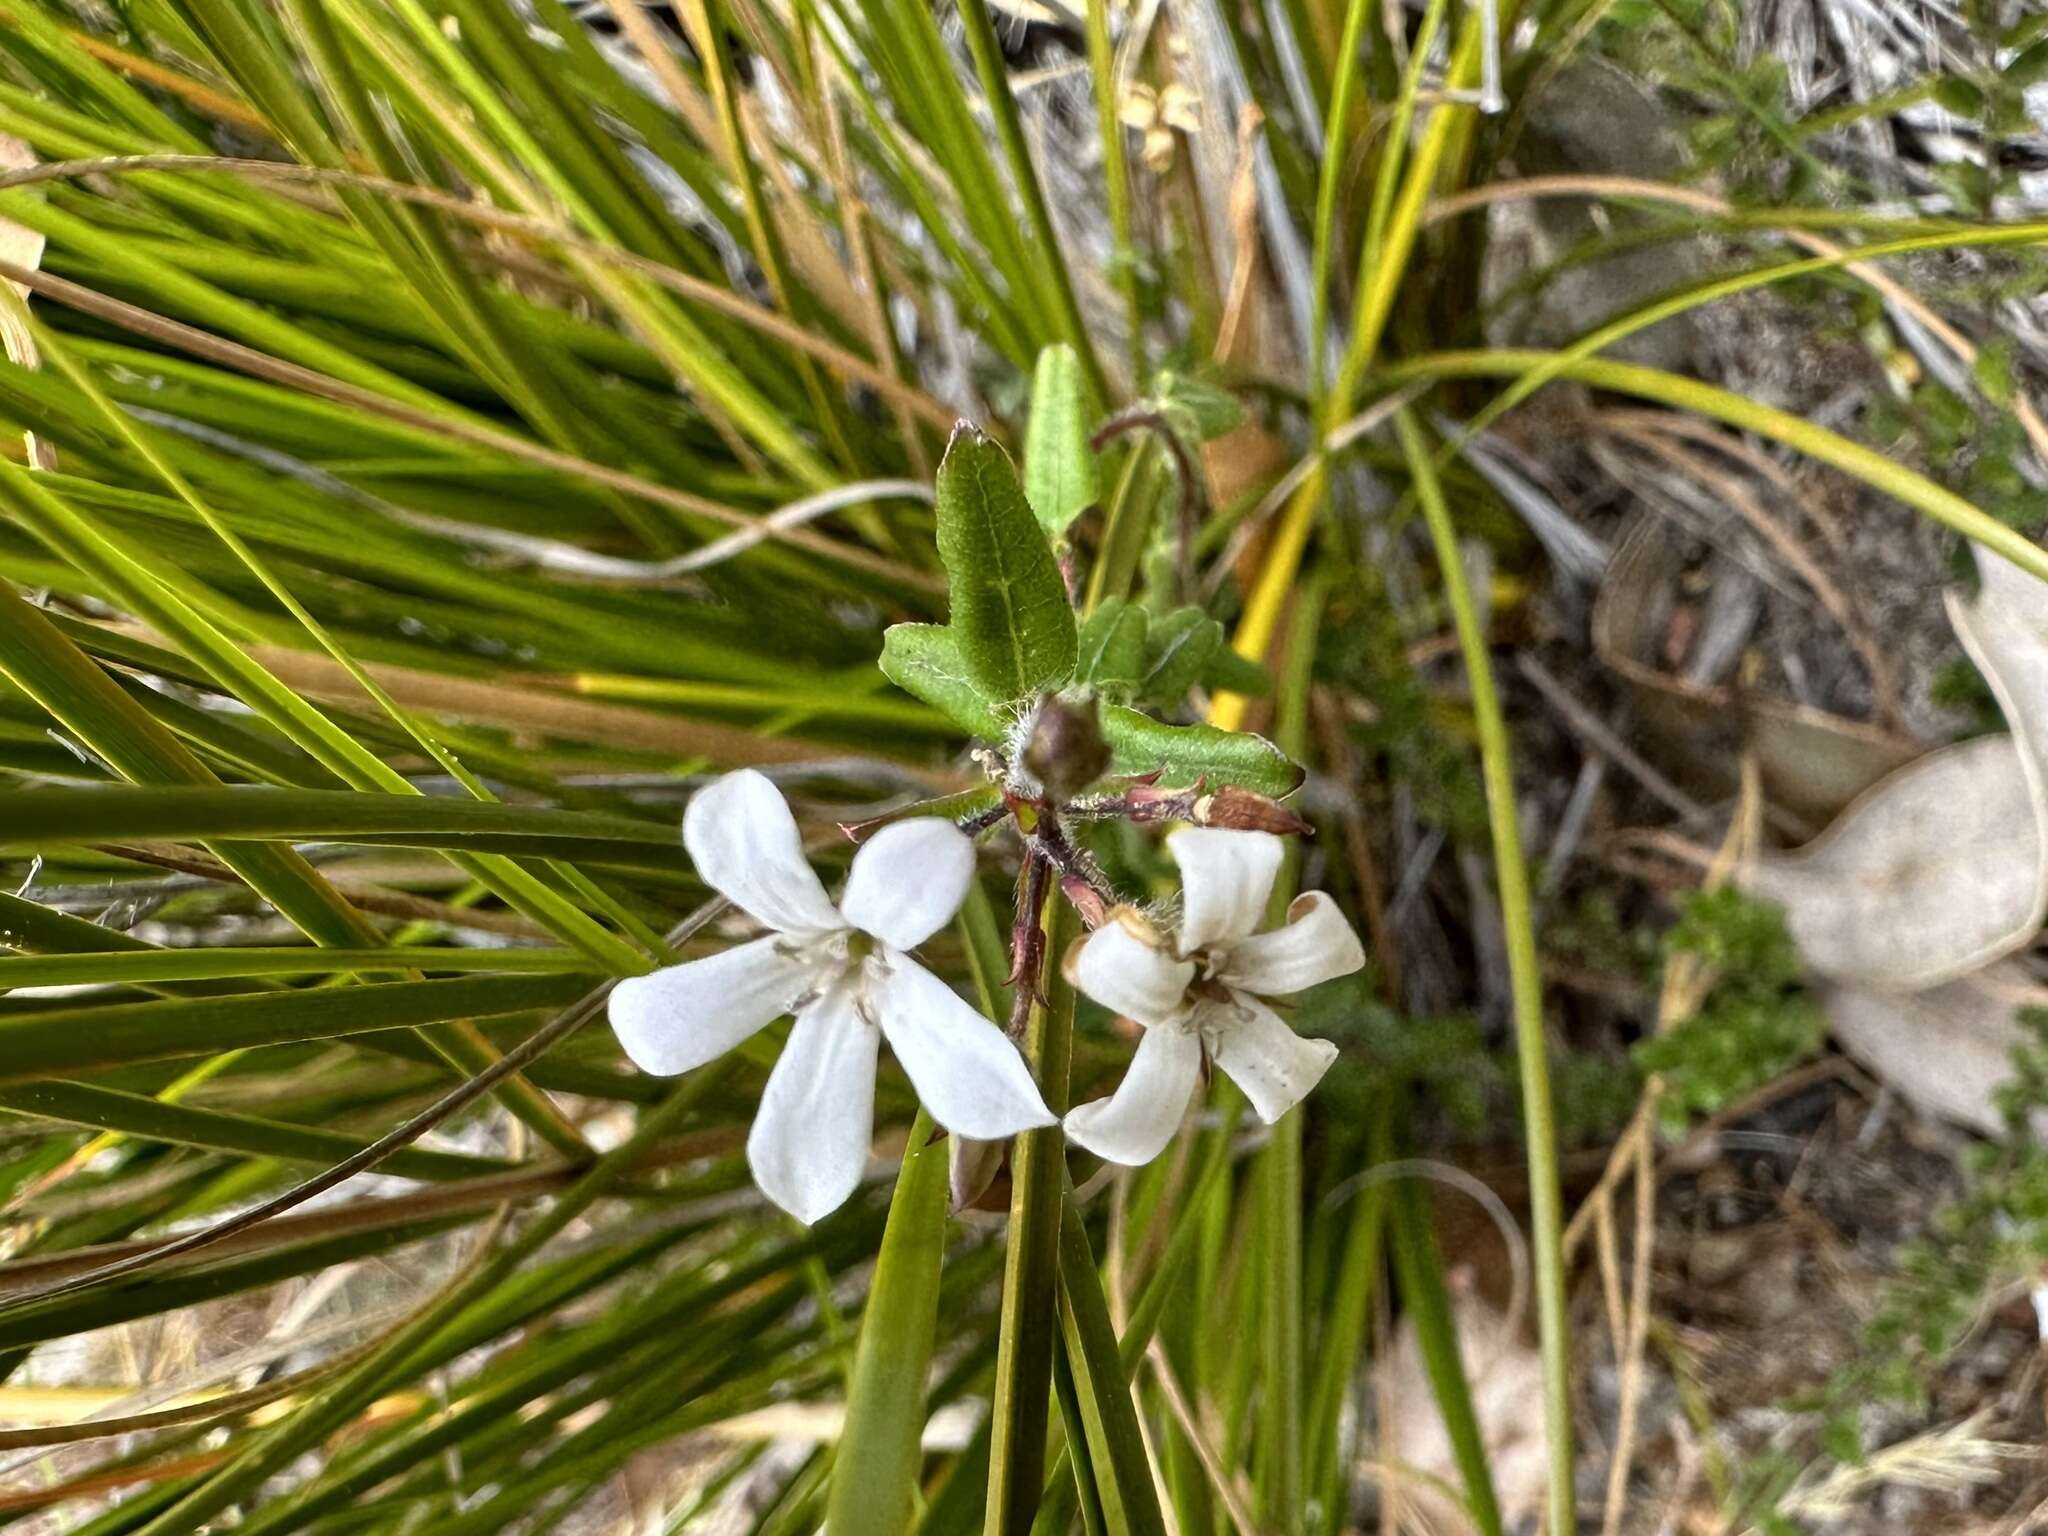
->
[1061, 874, 1110, 929]
[1193, 785, 1313, 837]
[1022, 693, 1112, 800]
[949, 1135, 1008, 1213]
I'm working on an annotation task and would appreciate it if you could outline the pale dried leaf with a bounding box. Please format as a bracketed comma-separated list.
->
[1822, 961, 2048, 1137]
[1742, 543, 2048, 991]
[1949, 545, 2048, 779]
[1743, 733, 2046, 989]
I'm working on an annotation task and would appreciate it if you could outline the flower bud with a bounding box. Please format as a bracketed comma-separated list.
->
[1194, 785, 1313, 837]
[1022, 693, 1112, 800]
[949, 1135, 1008, 1212]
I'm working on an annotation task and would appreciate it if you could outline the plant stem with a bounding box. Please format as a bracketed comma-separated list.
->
[1396, 406, 1573, 1536]
[985, 896, 1078, 1536]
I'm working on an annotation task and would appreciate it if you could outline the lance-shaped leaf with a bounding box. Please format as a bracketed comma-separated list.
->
[1153, 370, 1246, 442]
[1138, 606, 1225, 706]
[825, 1115, 948, 1536]
[935, 425, 1077, 702]
[1075, 600, 1149, 692]
[879, 623, 1011, 741]
[1024, 344, 1097, 537]
[1099, 706, 1302, 795]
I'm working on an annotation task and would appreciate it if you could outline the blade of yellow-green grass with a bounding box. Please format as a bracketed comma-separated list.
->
[1304, 1102, 1392, 1516]
[1423, 219, 2048, 475]
[12, 303, 655, 976]
[824, 1112, 946, 1536]
[1213, 8, 1483, 732]
[953, 0, 1109, 403]
[0, 947, 597, 986]
[677, 0, 863, 472]
[1308, 0, 1379, 397]
[0, 1079, 507, 1180]
[1248, 572, 1326, 1536]
[359, 0, 836, 493]
[1054, 1191, 1168, 1536]
[0, 788, 651, 856]
[1379, 348, 2048, 587]
[0, 973, 593, 1083]
[1395, 407, 1571, 1536]
[1389, 1176, 1505, 1536]
[1344, 0, 1452, 405]
[1084, 0, 1138, 381]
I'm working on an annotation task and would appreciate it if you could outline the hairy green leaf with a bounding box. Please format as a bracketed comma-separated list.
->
[934, 426, 1077, 703]
[1137, 606, 1225, 706]
[878, 623, 1011, 741]
[1023, 344, 1097, 537]
[1074, 600, 1149, 692]
[1098, 706, 1302, 794]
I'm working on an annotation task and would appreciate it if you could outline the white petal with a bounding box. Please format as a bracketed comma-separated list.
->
[1065, 918, 1195, 1028]
[683, 769, 844, 937]
[1171, 829, 1284, 954]
[1205, 992, 1339, 1124]
[1216, 893, 1367, 996]
[1063, 1024, 1203, 1166]
[747, 982, 879, 1223]
[872, 955, 1055, 1138]
[608, 938, 817, 1076]
[839, 817, 975, 949]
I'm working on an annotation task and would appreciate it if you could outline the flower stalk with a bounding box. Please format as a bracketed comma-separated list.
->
[985, 894, 1078, 1536]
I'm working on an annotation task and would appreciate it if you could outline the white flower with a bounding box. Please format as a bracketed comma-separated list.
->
[609, 769, 1053, 1223]
[1062, 828, 1365, 1166]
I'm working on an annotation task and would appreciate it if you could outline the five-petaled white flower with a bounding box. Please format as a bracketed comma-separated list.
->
[1063, 828, 1365, 1165]
[609, 769, 1053, 1223]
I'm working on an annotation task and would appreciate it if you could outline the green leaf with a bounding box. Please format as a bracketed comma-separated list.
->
[1136, 607, 1224, 706]
[878, 624, 1012, 741]
[1023, 344, 1098, 537]
[1152, 371, 1246, 442]
[1055, 1192, 1168, 1536]
[934, 426, 1077, 702]
[1389, 1180, 1506, 1536]
[0, 973, 592, 1083]
[0, 946, 597, 987]
[1074, 601, 1149, 692]
[1098, 706, 1303, 794]
[1202, 646, 1274, 698]
[1932, 75, 1986, 118]
[0, 787, 671, 862]
[2009, 38, 2048, 89]
[825, 1114, 948, 1536]
[0, 1079, 506, 1180]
